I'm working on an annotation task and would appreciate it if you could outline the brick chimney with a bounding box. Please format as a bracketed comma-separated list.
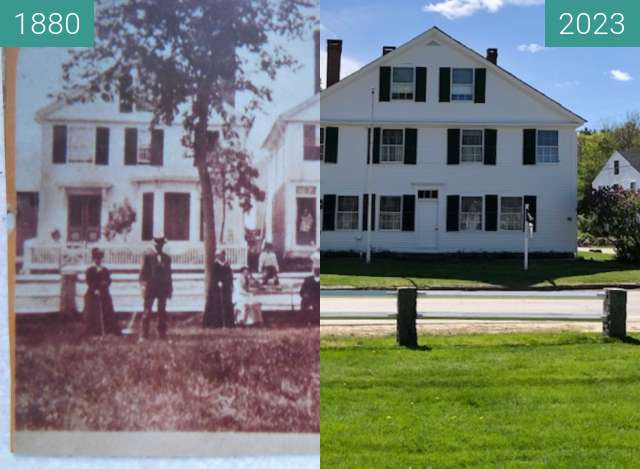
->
[314, 30, 320, 93]
[326, 39, 342, 88]
[486, 48, 498, 65]
[382, 46, 396, 55]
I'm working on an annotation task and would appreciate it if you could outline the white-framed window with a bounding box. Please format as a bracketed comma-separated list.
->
[336, 196, 359, 230]
[461, 129, 483, 162]
[460, 196, 483, 231]
[500, 197, 523, 231]
[536, 130, 559, 163]
[391, 67, 414, 100]
[452, 68, 473, 101]
[67, 126, 95, 163]
[418, 190, 438, 199]
[381, 129, 404, 163]
[137, 129, 153, 164]
[319, 127, 325, 161]
[631, 181, 637, 191]
[614, 160, 620, 175]
[379, 196, 402, 231]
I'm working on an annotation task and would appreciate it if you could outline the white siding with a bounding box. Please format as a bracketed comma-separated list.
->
[592, 152, 640, 191]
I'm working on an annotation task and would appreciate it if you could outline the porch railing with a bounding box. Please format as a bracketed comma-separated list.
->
[22, 240, 248, 273]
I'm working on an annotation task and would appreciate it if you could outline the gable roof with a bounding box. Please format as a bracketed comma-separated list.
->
[321, 27, 586, 125]
[262, 93, 319, 150]
[618, 150, 640, 172]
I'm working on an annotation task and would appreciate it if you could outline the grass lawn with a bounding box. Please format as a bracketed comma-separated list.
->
[15, 317, 319, 432]
[321, 251, 640, 289]
[321, 333, 640, 468]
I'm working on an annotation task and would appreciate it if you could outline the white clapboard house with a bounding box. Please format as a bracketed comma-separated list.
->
[17, 82, 246, 273]
[592, 150, 640, 192]
[320, 27, 585, 255]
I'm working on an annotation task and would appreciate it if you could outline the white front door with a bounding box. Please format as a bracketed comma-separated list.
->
[417, 189, 439, 248]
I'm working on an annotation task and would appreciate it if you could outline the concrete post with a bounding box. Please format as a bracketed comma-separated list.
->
[60, 270, 79, 316]
[603, 288, 627, 339]
[397, 288, 418, 348]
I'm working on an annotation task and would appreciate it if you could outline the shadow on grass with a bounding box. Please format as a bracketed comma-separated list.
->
[321, 256, 640, 288]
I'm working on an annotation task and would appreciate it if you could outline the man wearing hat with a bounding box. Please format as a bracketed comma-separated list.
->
[139, 235, 173, 339]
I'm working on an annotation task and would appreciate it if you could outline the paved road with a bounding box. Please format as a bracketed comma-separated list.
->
[321, 289, 640, 321]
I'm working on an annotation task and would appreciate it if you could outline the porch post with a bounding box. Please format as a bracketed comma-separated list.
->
[153, 189, 164, 236]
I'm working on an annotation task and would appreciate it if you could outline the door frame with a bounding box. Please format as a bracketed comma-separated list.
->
[414, 184, 443, 250]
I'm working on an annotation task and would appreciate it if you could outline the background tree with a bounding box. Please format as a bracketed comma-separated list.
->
[60, 0, 315, 324]
[583, 187, 640, 262]
[104, 198, 137, 242]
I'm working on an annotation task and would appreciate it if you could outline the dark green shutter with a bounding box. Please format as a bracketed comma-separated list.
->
[323, 194, 336, 231]
[524, 195, 537, 232]
[485, 195, 498, 231]
[439, 67, 451, 102]
[484, 129, 497, 165]
[415, 67, 427, 102]
[404, 128, 417, 165]
[325, 127, 339, 163]
[373, 128, 381, 164]
[124, 128, 138, 165]
[95, 127, 109, 165]
[379, 67, 391, 102]
[142, 193, 154, 241]
[447, 129, 460, 165]
[363, 194, 376, 231]
[151, 129, 164, 166]
[446, 195, 460, 232]
[474, 68, 486, 103]
[52, 125, 67, 164]
[402, 195, 415, 231]
[523, 129, 536, 165]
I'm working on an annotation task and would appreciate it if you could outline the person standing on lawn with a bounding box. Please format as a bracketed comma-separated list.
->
[258, 242, 280, 286]
[300, 265, 320, 324]
[139, 236, 173, 339]
[204, 251, 234, 328]
[84, 247, 121, 336]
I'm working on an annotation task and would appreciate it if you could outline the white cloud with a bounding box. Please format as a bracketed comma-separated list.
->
[517, 43, 545, 53]
[423, 0, 544, 19]
[320, 50, 364, 88]
[610, 69, 633, 82]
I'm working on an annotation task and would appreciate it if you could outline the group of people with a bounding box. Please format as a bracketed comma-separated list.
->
[83, 237, 320, 337]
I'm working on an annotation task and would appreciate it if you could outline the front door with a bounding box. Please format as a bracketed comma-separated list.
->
[417, 189, 439, 248]
[68, 194, 102, 242]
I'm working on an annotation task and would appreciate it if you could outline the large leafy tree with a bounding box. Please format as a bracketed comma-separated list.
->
[60, 0, 315, 323]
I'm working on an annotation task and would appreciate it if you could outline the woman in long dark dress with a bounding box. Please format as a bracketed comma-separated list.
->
[85, 248, 121, 336]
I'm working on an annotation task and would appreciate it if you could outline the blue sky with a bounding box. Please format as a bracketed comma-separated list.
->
[320, 0, 640, 129]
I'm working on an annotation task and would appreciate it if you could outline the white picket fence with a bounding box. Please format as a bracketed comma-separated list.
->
[22, 240, 248, 273]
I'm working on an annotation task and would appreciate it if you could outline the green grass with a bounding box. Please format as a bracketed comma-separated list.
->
[321, 333, 640, 468]
[321, 251, 640, 289]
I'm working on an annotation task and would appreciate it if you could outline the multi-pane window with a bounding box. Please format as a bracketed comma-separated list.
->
[137, 129, 153, 164]
[381, 129, 404, 163]
[452, 68, 473, 101]
[67, 126, 95, 163]
[303, 124, 321, 160]
[320, 127, 325, 161]
[379, 196, 402, 230]
[536, 130, 559, 163]
[500, 197, 523, 231]
[461, 130, 483, 162]
[460, 197, 483, 231]
[418, 190, 438, 199]
[614, 160, 620, 175]
[391, 67, 414, 100]
[336, 196, 359, 230]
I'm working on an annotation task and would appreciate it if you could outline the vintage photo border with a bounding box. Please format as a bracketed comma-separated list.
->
[3, 49, 319, 457]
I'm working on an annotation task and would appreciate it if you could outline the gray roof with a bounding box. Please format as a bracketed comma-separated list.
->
[619, 150, 640, 172]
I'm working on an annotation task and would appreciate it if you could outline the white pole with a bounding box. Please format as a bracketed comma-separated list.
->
[365, 87, 375, 264]
[524, 203, 529, 271]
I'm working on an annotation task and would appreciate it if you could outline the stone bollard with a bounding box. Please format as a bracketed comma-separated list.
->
[603, 288, 627, 339]
[397, 287, 418, 348]
[60, 270, 79, 316]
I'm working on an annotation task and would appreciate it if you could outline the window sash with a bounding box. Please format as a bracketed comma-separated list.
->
[67, 126, 95, 163]
[460, 197, 483, 231]
[137, 129, 153, 164]
[391, 67, 414, 100]
[379, 196, 402, 231]
[336, 196, 359, 230]
[320, 128, 325, 161]
[451, 68, 473, 101]
[461, 130, 483, 162]
[536, 130, 559, 163]
[381, 129, 404, 163]
[500, 197, 523, 231]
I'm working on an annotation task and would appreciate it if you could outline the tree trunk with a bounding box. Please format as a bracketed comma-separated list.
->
[220, 191, 226, 244]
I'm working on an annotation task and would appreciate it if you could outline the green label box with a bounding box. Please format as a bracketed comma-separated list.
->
[546, 0, 640, 47]
[0, 0, 94, 47]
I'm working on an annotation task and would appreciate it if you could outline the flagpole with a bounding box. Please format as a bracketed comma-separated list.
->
[366, 87, 375, 263]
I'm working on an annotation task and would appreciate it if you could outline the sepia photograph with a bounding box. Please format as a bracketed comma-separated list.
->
[7, 0, 320, 456]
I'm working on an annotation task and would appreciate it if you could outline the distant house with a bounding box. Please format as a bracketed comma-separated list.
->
[592, 150, 640, 192]
[320, 27, 585, 255]
[17, 80, 246, 272]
